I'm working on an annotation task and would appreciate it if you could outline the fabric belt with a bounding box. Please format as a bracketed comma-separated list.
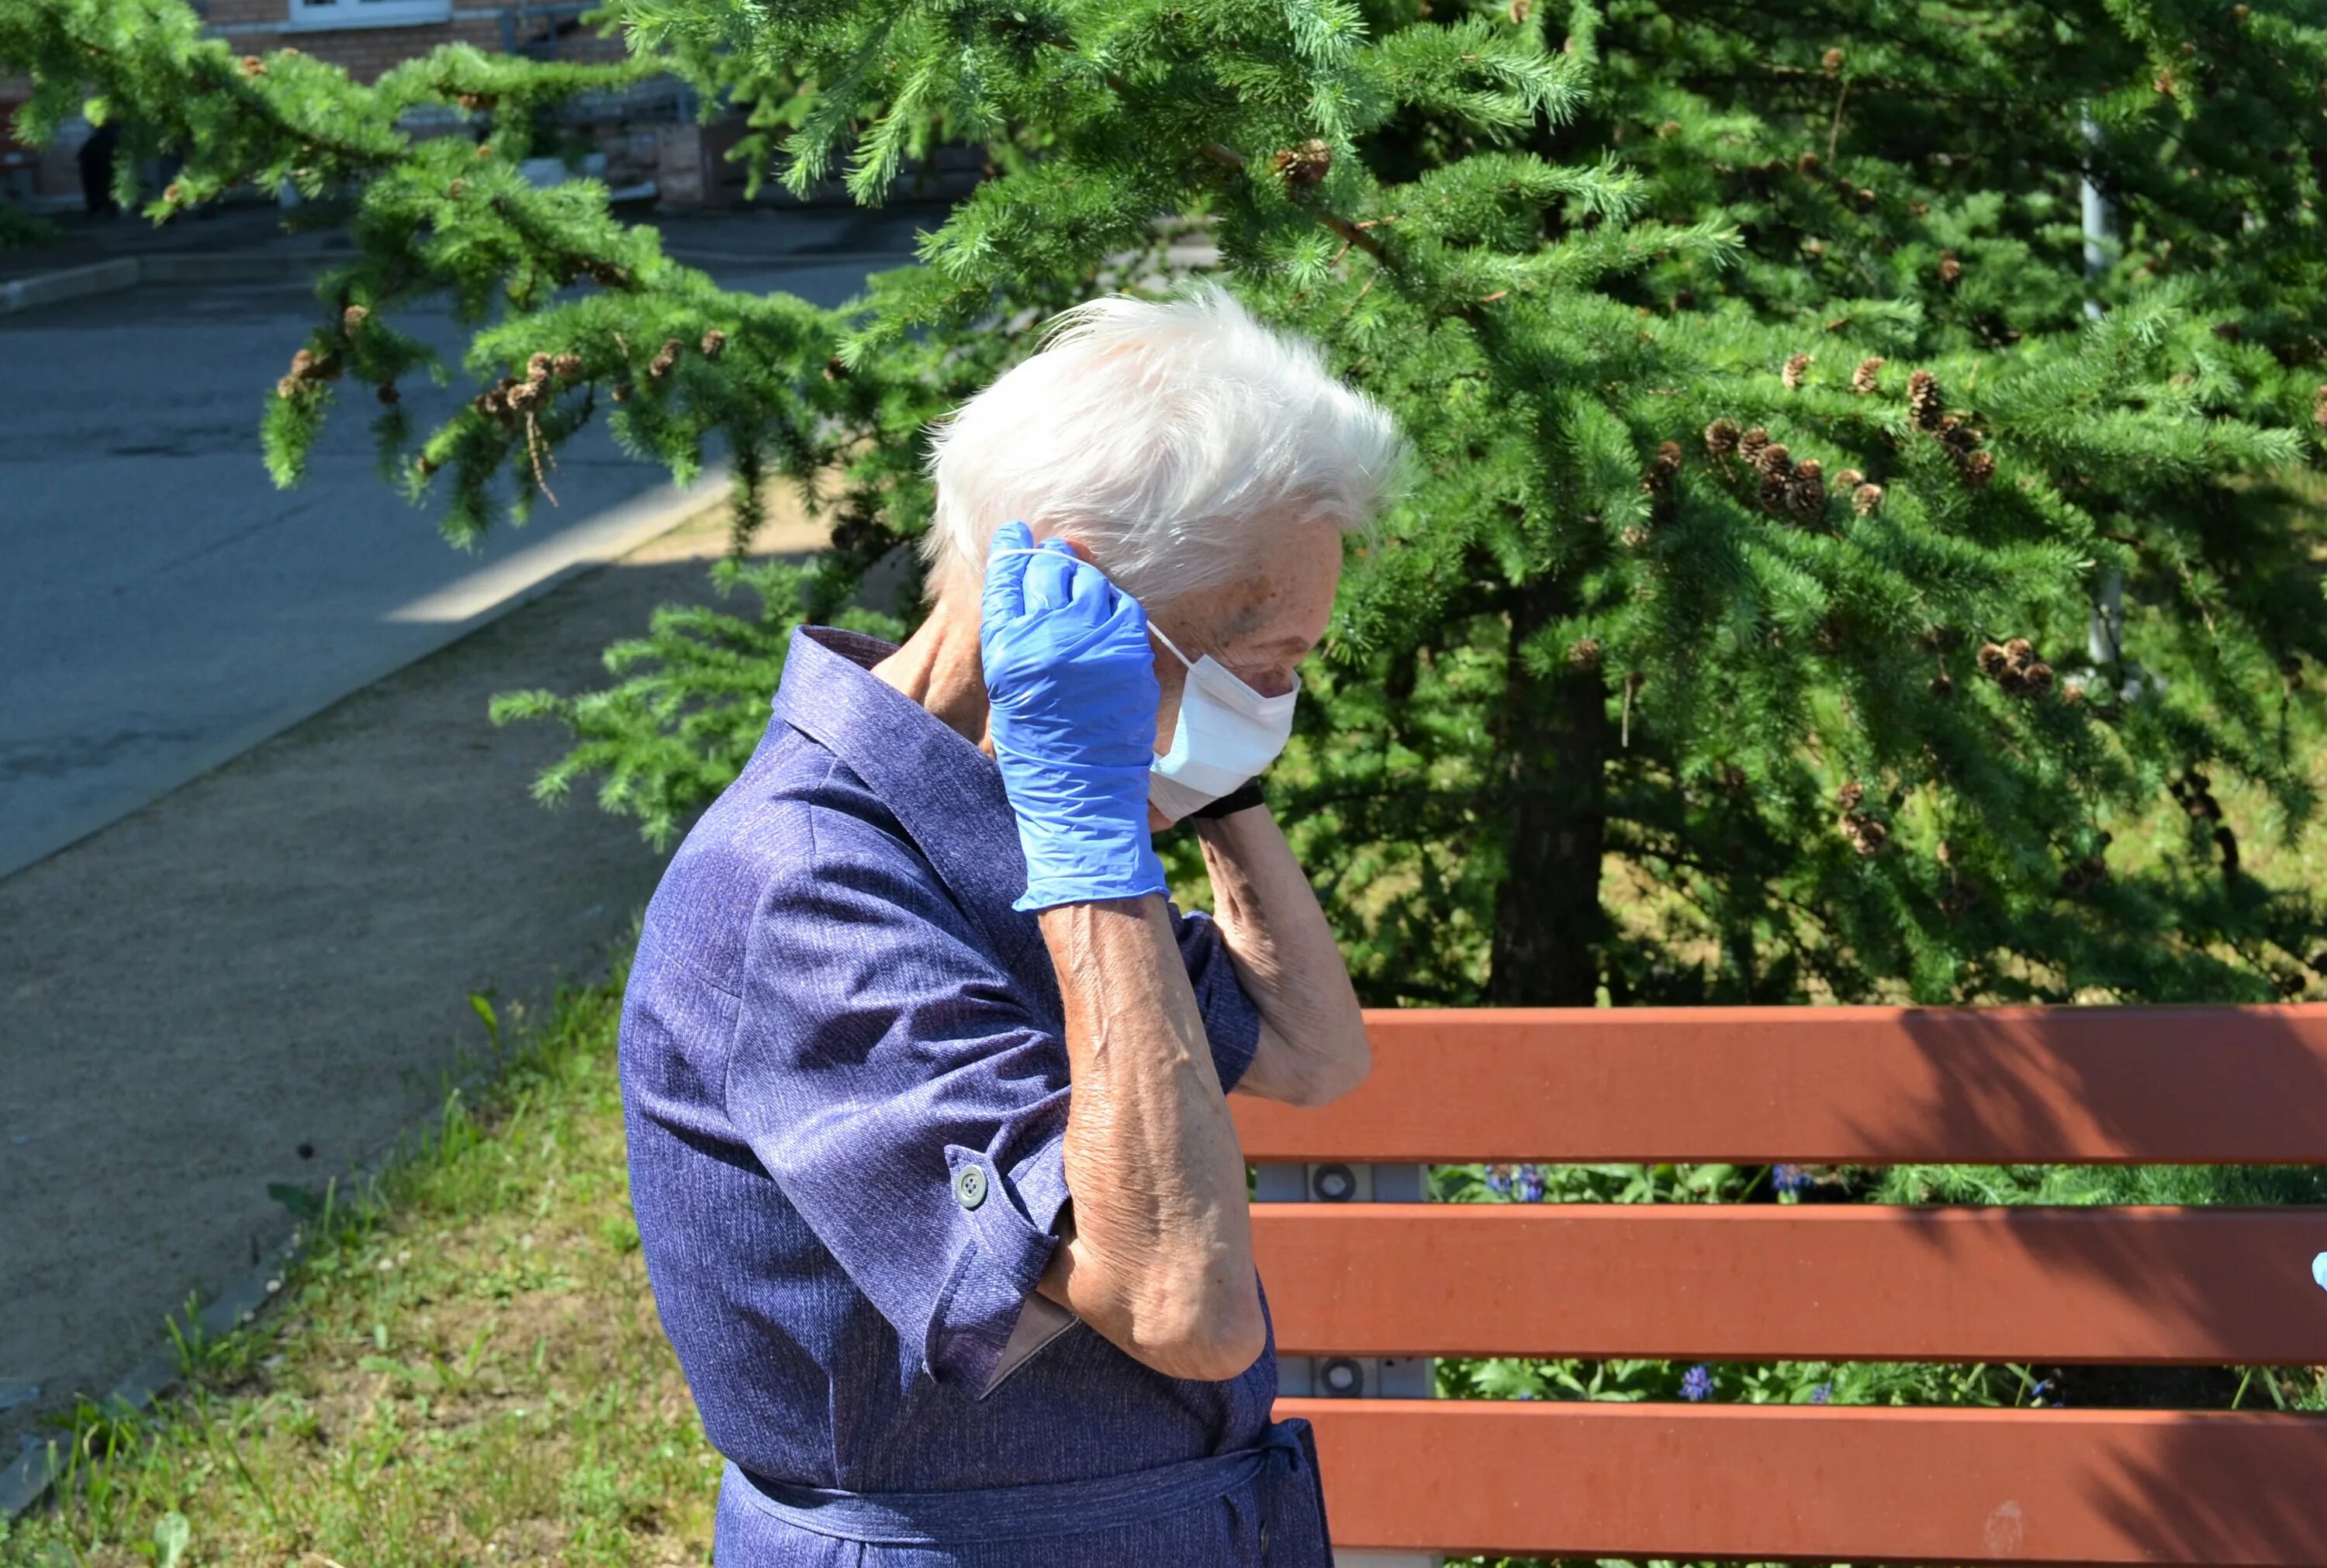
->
[730, 1417, 1312, 1546]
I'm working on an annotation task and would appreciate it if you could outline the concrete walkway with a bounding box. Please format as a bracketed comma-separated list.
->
[0, 502, 825, 1473]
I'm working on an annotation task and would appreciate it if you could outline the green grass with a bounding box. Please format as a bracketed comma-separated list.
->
[0, 963, 717, 1568]
[0, 203, 62, 254]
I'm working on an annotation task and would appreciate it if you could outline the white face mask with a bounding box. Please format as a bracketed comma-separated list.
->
[983, 543, 1299, 817]
[1146, 623, 1298, 820]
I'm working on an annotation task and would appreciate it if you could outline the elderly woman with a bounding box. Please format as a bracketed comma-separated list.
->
[619, 285, 1403, 1565]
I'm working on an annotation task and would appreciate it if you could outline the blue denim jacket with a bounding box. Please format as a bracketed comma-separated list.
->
[620, 627, 1329, 1564]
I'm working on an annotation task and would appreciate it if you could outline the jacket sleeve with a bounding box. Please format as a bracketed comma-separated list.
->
[728, 800, 1075, 1394]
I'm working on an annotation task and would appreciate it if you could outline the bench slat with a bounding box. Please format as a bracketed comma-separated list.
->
[1233, 1005, 2327, 1164]
[1254, 1204, 2327, 1363]
[1281, 1397, 2327, 1565]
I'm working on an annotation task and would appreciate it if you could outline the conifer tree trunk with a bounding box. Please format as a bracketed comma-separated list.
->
[1488, 579, 1608, 1007]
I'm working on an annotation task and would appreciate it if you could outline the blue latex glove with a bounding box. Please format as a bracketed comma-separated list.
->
[980, 520, 1167, 912]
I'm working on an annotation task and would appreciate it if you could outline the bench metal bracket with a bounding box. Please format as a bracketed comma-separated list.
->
[1256, 1161, 1440, 1568]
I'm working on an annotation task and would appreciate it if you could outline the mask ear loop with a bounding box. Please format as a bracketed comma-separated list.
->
[1147, 621, 1195, 669]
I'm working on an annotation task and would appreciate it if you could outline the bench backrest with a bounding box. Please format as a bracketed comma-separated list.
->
[1233, 1005, 2327, 1566]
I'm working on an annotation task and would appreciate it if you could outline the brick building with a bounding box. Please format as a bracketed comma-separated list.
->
[3, 0, 719, 213]
[209, 0, 629, 83]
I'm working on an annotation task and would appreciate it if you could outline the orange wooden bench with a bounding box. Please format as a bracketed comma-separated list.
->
[1234, 1005, 2327, 1566]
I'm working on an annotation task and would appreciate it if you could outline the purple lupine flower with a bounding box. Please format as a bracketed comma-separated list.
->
[1772, 1164, 1810, 1197]
[1809, 1382, 1832, 1405]
[1485, 1165, 1513, 1197]
[1516, 1164, 1547, 1204]
[1680, 1364, 1713, 1402]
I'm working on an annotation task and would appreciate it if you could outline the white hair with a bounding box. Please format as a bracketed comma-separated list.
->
[921, 283, 1406, 605]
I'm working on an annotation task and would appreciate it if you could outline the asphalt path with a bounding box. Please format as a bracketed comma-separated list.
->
[0, 204, 934, 878]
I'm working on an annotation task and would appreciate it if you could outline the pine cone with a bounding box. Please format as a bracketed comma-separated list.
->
[275, 375, 300, 400]
[1821, 47, 1845, 72]
[506, 378, 545, 414]
[526, 351, 553, 384]
[825, 355, 849, 382]
[1976, 642, 2009, 678]
[1907, 369, 1945, 431]
[289, 348, 319, 380]
[2002, 637, 2035, 669]
[1853, 186, 1876, 212]
[1835, 780, 1866, 813]
[415, 454, 439, 478]
[342, 304, 369, 333]
[1929, 672, 1955, 697]
[1704, 418, 1741, 457]
[2018, 661, 2055, 697]
[1797, 151, 1821, 175]
[1786, 458, 1827, 520]
[163, 182, 185, 205]
[1738, 426, 1770, 465]
[1754, 441, 1792, 476]
[1937, 416, 1981, 453]
[551, 353, 583, 382]
[1938, 250, 1962, 288]
[1851, 357, 1884, 394]
[1844, 817, 1889, 856]
[240, 54, 265, 78]
[447, 178, 466, 199]
[1567, 639, 1603, 672]
[1620, 524, 1651, 549]
[1272, 140, 1333, 189]
[376, 382, 399, 406]
[475, 140, 493, 161]
[610, 382, 632, 402]
[1835, 467, 1865, 488]
[648, 337, 683, 380]
[1657, 119, 1682, 140]
[1960, 449, 1997, 486]
[1782, 353, 1813, 390]
[1852, 482, 1884, 516]
[700, 329, 728, 359]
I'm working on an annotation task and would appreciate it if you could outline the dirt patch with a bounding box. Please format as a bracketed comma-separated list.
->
[0, 498, 821, 1468]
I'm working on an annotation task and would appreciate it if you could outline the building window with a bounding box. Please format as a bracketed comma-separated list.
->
[284, 0, 452, 30]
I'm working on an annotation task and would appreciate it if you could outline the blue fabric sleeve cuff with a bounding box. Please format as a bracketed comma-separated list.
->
[925, 1141, 1070, 1390]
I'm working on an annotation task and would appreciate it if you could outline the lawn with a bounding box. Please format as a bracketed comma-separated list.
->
[0, 963, 718, 1568]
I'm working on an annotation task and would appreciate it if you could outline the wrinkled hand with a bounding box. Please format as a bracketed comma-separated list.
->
[981, 520, 1167, 912]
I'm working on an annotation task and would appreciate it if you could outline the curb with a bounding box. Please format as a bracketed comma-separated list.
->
[0, 249, 346, 313]
[0, 257, 141, 315]
[0, 1237, 303, 1520]
[1, 466, 732, 882]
